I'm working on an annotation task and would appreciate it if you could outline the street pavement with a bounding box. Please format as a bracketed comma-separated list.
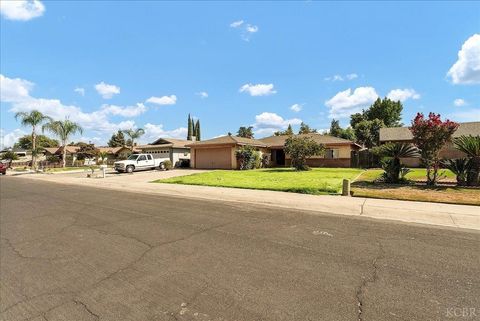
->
[1, 177, 479, 321]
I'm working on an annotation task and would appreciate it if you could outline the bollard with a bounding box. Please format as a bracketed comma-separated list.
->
[342, 179, 351, 196]
[102, 167, 106, 178]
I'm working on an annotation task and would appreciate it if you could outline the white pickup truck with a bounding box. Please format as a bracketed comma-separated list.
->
[114, 153, 169, 173]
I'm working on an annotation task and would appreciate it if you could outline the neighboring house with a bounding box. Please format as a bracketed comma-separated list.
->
[138, 138, 191, 167]
[97, 146, 137, 160]
[0, 148, 29, 158]
[187, 134, 361, 169]
[379, 121, 480, 167]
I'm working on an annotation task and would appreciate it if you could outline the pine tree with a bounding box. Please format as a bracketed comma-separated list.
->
[108, 130, 127, 147]
[195, 120, 201, 141]
[187, 114, 193, 140]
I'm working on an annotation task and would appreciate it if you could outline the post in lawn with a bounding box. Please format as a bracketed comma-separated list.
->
[342, 179, 351, 196]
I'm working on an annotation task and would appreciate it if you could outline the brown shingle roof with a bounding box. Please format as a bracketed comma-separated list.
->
[379, 121, 480, 142]
[260, 133, 360, 148]
[187, 135, 267, 147]
[43, 147, 59, 154]
[149, 138, 190, 148]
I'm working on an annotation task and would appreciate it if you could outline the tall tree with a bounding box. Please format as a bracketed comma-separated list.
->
[329, 120, 356, 141]
[43, 119, 83, 168]
[14, 135, 59, 150]
[353, 119, 384, 148]
[195, 119, 201, 141]
[410, 113, 458, 186]
[237, 126, 254, 139]
[107, 130, 127, 147]
[187, 114, 193, 140]
[298, 122, 317, 134]
[284, 136, 324, 171]
[122, 128, 145, 151]
[364, 97, 403, 127]
[15, 110, 52, 170]
[274, 124, 294, 136]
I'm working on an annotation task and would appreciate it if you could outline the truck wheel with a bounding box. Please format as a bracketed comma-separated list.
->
[126, 165, 134, 173]
[159, 163, 166, 170]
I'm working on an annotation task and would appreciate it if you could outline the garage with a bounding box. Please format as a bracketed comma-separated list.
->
[195, 147, 232, 169]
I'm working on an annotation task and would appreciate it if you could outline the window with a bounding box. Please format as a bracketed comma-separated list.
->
[325, 149, 339, 159]
[146, 155, 152, 160]
[138, 155, 146, 161]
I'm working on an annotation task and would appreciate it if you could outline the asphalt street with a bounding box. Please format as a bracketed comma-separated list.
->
[1, 177, 479, 321]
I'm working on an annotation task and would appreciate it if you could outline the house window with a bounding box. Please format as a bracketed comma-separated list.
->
[325, 149, 339, 159]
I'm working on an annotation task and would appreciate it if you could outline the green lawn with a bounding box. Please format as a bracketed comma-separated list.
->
[355, 168, 456, 183]
[157, 168, 364, 194]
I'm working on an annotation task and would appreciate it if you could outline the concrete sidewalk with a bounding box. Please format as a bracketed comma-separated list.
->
[18, 170, 480, 231]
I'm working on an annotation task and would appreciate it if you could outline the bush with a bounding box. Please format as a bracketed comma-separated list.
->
[284, 136, 324, 171]
[178, 159, 190, 168]
[163, 160, 172, 170]
[375, 143, 419, 184]
[235, 146, 261, 170]
[1, 151, 19, 161]
[442, 158, 470, 186]
[46, 155, 60, 162]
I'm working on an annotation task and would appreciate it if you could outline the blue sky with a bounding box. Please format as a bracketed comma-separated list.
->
[1, 1, 479, 147]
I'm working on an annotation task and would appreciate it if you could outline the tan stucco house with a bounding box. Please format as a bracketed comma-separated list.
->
[138, 137, 191, 167]
[379, 121, 480, 167]
[187, 133, 361, 169]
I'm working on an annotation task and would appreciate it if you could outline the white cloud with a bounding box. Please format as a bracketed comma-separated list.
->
[94, 81, 120, 99]
[74, 87, 85, 96]
[0, 128, 27, 149]
[100, 103, 147, 117]
[453, 98, 466, 107]
[446, 108, 480, 122]
[290, 103, 303, 112]
[325, 87, 379, 119]
[196, 91, 208, 99]
[0, 0, 45, 21]
[142, 123, 188, 143]
[246, 24, 258, 33]
[230, 20, 244, 28]
[387, 88, 420, 102]
[325, 73, 358, 81]
[253, 112, 302, 136]
[239, 83, 276, 96]
[447, 34, 480, 85]
[146, 95, 177, 105]
[0, 74, 34, 102]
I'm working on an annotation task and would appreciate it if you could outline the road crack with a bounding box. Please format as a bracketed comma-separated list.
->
[73, 299, 100, 320]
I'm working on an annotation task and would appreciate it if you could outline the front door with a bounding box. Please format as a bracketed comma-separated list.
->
[275, 149, 285, 166]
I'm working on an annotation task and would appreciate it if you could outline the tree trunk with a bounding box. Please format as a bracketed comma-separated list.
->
[31, 128, 36, 170]
[62, 141, 67, 168]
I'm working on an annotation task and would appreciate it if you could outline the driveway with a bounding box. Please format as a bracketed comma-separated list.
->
[1, 177, 479, 321]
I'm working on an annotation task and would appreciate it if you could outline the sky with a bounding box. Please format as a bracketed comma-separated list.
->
[1, 1, 479, 148]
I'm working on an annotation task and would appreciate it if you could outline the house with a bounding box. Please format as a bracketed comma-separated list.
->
[379, 121, 480, 167]
[0, 147, 29, 158]
[138, 138, 191, 167]
[187, 133, 361, 169]
[97, 146, 137, 160]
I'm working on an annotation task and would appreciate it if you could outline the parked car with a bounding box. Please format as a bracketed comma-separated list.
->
[114, 153, 169, 173]
[0, 161, 8, 175]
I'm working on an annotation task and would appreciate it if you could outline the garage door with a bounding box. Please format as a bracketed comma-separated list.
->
[195, 148, 232, 169]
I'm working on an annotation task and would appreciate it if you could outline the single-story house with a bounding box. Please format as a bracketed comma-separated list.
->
[97, 146, 137, 160]
[379, 121, 480, 167]
[187, 133, 362, 169]
[0, 148, 29, 158]
[138, 138, 191, 167]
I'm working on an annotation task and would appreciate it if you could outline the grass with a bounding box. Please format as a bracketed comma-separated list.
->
[157, 168, 364, 195]
[352, 168, 479, 206]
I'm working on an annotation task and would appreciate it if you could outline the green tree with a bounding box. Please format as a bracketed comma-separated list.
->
[274, 124, 294, 136]
[354, 119, 384, 148]
[107, 130, 127, 147]
[195, 119, 201, 141]
[75, 143, 99, 161]
[122, 128, 145, 151]
[442, 158, 469, 186]
[1, 151, 19, 161]
[43, 119, 83, 168]
[14, 110, 52, 170]
[453, 135, 480, 186]
[14, 134, 59, 150]
[187, 114, 194, 140]
[235, 145, 261, 170]
[97, 151, 109, 165]
[374, 143, 419, 183]
[410, 113, 458, 186]
[284, 136, 324, 171]
[364, 97, 403, 127]
[237, 126, 254, 139]
[329, 119, 356, 141]
[298, 122, 317, 134]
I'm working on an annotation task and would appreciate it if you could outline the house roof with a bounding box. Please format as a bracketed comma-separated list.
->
[186, 135, 268, 147]
[259, 133, 361, 148]
[55, 145, 80, 154]
[43, 147, 60, 154]
[149, 137, 191, 148]
[379, 121, 480, 142]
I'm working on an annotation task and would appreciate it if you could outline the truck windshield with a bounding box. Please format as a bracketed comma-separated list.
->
[127, 154, 139, 160]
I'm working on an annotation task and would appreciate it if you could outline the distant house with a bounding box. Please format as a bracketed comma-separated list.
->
[187, 133, 361, 169]
[0, 148, 29, 158]
[97, 146, 136, 160]
[138, 138, 191, 167]
[379, 121, 480, 167]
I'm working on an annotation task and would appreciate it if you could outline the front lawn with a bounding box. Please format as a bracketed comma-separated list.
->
[355, 168, 456, 183]
[157, 168, 364, 194]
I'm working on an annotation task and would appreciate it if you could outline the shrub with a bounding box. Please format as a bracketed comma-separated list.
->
[284, 136, 324, 171]
[1, 151, 19, 161]
[375, 143, 419, 183]
[235, 146, 261, 170]
[442, 158, 470, 186]
[163, 160, 173, 170]
[453, 135, 480, 186]
[46, 155, 60, 162]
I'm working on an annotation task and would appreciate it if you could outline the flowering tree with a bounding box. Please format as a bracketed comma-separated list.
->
[409, 113, 458, 186]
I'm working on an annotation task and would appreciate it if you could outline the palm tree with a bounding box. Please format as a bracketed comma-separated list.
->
[98, 151, 109, 165]
[122, 128, 145, 151]
[454, 135, 480, 186]
[14, 110, 52, 170]
[377, 142, 419, 183]
[442, 158, 469, 186]
[43, 120, 83, 168]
